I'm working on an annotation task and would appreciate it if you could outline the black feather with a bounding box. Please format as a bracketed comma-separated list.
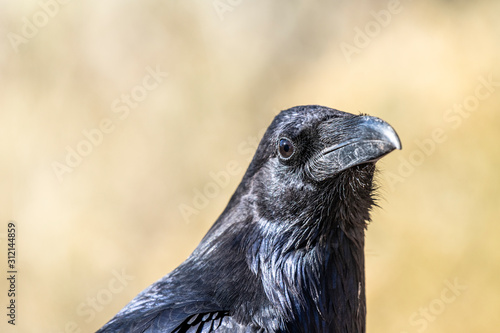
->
[98, 105, 401, 333]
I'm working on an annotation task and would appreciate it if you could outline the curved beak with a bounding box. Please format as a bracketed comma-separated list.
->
[307, 116, 402, 181]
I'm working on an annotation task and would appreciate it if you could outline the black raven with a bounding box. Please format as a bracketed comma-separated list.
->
[98, 105, 401, 333]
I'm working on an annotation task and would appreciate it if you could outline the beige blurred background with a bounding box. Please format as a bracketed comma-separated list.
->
[1, 0, 499, 332]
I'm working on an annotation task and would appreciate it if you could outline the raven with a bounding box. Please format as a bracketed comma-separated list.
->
[98, 105, 401, 333]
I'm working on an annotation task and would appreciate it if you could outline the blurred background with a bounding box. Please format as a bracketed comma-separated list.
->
[1, 0, 499, 332]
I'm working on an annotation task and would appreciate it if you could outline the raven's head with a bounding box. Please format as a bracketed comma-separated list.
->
[243, 105, 401, 233]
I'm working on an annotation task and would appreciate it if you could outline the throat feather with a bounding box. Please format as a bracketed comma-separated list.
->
[252, 225, 366, 332]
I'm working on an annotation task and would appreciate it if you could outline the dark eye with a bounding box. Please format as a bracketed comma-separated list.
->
[278, 138, 295, 159]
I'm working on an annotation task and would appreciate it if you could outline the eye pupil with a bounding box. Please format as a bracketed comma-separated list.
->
[279, 138, 295, 159]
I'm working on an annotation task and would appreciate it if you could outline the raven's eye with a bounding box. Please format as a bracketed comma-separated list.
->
[278, 138, 295, 159]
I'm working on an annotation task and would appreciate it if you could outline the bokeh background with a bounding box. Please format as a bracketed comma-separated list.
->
[1, 0, 499, 332]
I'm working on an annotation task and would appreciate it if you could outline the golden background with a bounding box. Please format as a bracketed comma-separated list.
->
[1, 0, 499, 332]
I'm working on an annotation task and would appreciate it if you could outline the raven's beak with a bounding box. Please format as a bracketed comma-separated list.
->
[307, 116, 402, 181]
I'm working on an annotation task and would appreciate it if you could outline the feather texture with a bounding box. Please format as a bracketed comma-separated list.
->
[98, 105, 401, 333]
